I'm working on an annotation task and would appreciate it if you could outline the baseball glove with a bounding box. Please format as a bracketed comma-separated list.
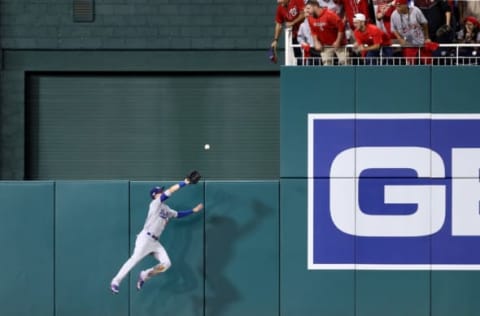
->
[187, 170, 201, 184]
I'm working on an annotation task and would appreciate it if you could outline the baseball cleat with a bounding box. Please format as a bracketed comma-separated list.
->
[136, 274, 145, 291]
[110, 283, 120, 294]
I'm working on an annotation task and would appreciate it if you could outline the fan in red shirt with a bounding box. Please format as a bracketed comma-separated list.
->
[306, 0, 348, 65]
[352, 13, 393, 64]
[376, 0, 397, 39]
[337, 0, 371, 29]
[271, 0, 306, 63]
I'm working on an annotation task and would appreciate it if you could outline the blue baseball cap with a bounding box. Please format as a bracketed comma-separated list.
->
[150, 186, 165, 199]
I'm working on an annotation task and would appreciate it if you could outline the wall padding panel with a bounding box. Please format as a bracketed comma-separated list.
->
[280, 67, 480, 316]
[0, 181, 54, 316]
[55, 181, 129, 316]
[280, 67, 355, 178]
[205, 181, 279, 316]
[356, 67, 430, 113]
[280, 179, 355, 316]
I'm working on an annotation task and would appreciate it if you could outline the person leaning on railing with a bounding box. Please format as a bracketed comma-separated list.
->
[336, 0, 371, 31]
[306, 0, 348, 65]
[390, 0, 433, 64]
[414, 0, 453, 43]
[415, 0, 454, 64]
[271, 0, 306, 64]
[376, 0, 397, 40]
[297, 6, 322, 65]
[352, 13, 393, 64]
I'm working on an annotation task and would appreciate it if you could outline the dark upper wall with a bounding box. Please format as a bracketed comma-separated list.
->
[0, 0, 276, 50]
[0, 0, 282, 180]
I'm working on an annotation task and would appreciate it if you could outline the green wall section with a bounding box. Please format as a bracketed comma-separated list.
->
[355, 271, 430, 316]
[205, 181, 279, 316]
[355, 67, 430, 113]
[0, 181, 278, 316]
[55, 181, 130, 316]
[280, 67, 355, 178]
[0, 182, 54, 316]
[431, 271, 480, 316]
[280, 66, 480, 178]
[280, 66, 480, 316]
[280, 179, 355, 316]
[431, 67, 480, 113]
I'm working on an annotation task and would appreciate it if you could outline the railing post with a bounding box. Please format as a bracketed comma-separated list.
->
[456, 45, 459, 65]
[285, 27, 294, 66]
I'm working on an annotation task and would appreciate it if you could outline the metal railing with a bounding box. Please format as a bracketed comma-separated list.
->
[284, 27, 480, 66]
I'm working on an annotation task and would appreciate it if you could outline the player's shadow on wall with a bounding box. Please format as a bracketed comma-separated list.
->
[203, 199, 270, 316]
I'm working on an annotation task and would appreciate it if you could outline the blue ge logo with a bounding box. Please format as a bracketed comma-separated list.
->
[308, 114, 480, 270]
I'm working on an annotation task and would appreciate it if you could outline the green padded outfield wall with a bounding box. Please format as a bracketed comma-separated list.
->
[205, 181, 278, 316]
[280, 66, 480, 316]
[0, 180, 278, 316]
[55, 181, 130, 316]
[0, 181, 54, 316]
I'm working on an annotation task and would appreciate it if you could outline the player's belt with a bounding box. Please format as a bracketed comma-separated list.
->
[146, 232, 158, 240]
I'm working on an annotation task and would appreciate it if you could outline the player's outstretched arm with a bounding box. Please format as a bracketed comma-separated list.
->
[161, 171, 201, 202]
[161, 178, 190, 201]
[177, 203, 204, 218]
[193, 203, 203, 212]
[166, 177, 190, 195]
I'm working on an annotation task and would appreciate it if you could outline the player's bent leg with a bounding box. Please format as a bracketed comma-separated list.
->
[154, 260, 171, 273]
[111, 251, 147, 293]
[136, 243, 171, 291]
[150, 249, 172, 276]
[137, 260, 171, 291]
[140, 261, 171, 281]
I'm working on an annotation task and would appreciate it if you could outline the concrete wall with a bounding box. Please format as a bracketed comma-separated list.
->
[0, 0, 281, 180]
[0, 0, 276, 50]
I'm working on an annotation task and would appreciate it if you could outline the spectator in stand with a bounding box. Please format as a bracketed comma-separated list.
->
[318, 0, 344, 17]
[414, 0, 453, 64]
[298, 6, 322, 65]
[376, 0, 398, 39]
[337, 0, 371, 29]
[337, 0, 372, 45]
[271, 0, 306, 64]
[457, 15, 480, 63]
[353, 13, 393, 64]
[414, 0, 453, 42]
[307, 0, 348, 65]
[391, 0, 432, 64]
[458, 1, 480, 25]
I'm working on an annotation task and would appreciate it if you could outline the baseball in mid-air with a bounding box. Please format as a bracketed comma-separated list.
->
[204, 144, 210, 150]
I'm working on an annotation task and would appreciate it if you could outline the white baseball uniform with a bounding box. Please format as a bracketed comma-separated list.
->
[111, 195, 179, 286]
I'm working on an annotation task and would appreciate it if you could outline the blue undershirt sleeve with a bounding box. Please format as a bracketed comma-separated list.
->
[161, 181, 186, 202]
[160, 192, 170, 202]
[177, 209, 194, 218]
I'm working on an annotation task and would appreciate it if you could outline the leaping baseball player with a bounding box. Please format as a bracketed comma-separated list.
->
[110, 170, 203, 294]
